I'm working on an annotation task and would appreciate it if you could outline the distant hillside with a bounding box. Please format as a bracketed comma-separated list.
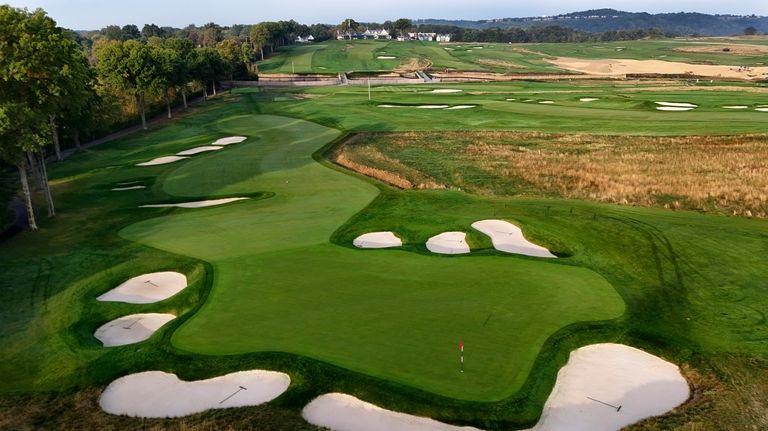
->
[416, 9, 768, 36]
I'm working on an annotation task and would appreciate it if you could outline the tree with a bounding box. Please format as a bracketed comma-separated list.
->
[394, 18, 413, 37]
[338, 18, 360, 38]
[101, 25, 123, 40]
[121, 24, 141, 40]
[201, 22, 222, 47]
[163, 37, 194, 109]
[95, 40, 159, 129]
[216, 38, 241, 80]
[142, 23, 166, 39]
[250, 23, 270, 61]
[744, 26, 758, 36]
[0, 5, 69, 228]
[192, 47, 226, 98]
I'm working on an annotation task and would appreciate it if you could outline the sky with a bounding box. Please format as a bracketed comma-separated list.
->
[4, 0, 768, 30]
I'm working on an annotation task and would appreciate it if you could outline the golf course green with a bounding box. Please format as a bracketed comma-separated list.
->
[120, 114, 624, 401]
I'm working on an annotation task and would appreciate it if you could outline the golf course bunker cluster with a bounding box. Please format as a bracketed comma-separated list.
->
[94, 313, 176, 347]
[426, 231, 470, 254]
[97, 271, 187, 304]
[99, 370, 290, 418]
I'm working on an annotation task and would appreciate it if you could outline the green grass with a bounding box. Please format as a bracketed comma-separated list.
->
[247, 81, 768, 135]
[119, 115, 623, 400]
[527, 39, 768, 67]
[1, 83, 768, 428]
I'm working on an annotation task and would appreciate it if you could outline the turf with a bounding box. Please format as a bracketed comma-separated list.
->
[119, 114, 624, 401]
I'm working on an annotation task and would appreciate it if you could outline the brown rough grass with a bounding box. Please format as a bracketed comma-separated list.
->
[477, 58, 523, 69]
[673, 44, 768, 55]
[337, 131, 768, 217]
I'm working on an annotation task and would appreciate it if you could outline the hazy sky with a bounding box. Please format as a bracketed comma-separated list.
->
[4, 0, 768, 30]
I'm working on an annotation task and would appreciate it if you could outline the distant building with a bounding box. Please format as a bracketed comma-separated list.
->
[364, 29, 391, 39]
[408, 32, 437, 41]
[436, 34, 451, 42]
[296, 35, 315, 43]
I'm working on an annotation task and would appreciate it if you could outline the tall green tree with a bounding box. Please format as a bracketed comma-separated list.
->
[163, 37, 194, 109]
[394, 18, 413, 37]
[192, 47, 226, 98]
[95, 40, 159, 130]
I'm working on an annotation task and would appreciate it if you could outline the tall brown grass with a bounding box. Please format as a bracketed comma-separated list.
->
[338, 131, 768, 218]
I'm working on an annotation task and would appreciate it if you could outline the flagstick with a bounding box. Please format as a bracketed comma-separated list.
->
[459, 340, 464, 373]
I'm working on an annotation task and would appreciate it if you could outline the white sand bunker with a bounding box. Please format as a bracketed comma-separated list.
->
[756, 108, 768, 112]
[416, 105, 450, 109]
[655, 102, 697, 108]
[580, 98, 599, 102]
[140, 197, 249, 209]
[506, 98, 517, 101]
[177, 146, 223, 156]
[446, 105, 476, 110]
[427, 232, 470, 255]
[656, 107, 694, 112]
[97, 271, 187, 304]
[112, 185, 146, 191]
[100, 370, 290, 418]
[94, 313, 176, 347]
[136, 156, 188, 167]
[378, 105, 404, 108]
[303, 393, 482, 431]
[354, 232, 402, 249]
[539, 101, 555, 104]
[525, 344, 689, 431]
[431, 89, 463, 93]
[472, 220, 556, 258]
[212, 136, 247, 146]
[377, 56, 397, 59]
[723, 105, 749, 109]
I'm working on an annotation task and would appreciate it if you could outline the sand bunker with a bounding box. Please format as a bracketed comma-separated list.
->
[212, 136, 247, 146]
[525, 343, 689, 431]
[378, 105, 404, 108]
[97, 271, 187, 304]
[94, 313, 176, 347]
[416, 105, 450, 109]
[723, 105, 749, 109]
[136, 156, 188, 167]
[112, 186, 146, 191]
[756, 108, 768, 112]
[140, 198, 249, 209]
[580, 98, 599, 102]
[472, 220, 556, 258]
[549, 56, 768, 80]
[506, 98, 517, 101]
[100, 370, 290, 418]
[446, 105, 476, 110]
[431, 89, 463, 93]
[377, 56, 397, 59]
[539, 101, 555, 104]
[655, 102, 697, 108]
[353, 232, 402, 249]
[303, 393, 482, 431]
[656, 107, 695, 111]
[426, 232, 470, 255]
[177, 146, 223, 156]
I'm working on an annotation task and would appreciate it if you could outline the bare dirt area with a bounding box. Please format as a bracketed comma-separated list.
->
[548, 57, 768, 80]
[336, 132, 768, 217]
[673, 44, 768, 56]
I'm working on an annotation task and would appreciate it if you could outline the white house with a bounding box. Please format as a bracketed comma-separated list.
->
[363, 29, 391, 40]
[296, 35, 315, 43]
[436, 34, 451, 42]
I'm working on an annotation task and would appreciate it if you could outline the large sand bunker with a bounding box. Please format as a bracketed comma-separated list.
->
[472, 220, 556, 258]
[580, 98, 599, 102]
[94, 313, 176, 347]
[97, 271, 187, 304]
[446, 105, 476, 110]
[525, 343, 689, 431]
[136, 156, 188, 167]
[431, 89, 463, 93]
[427, 232, 470, 254]
[213, 136, 247, 146]
[656, 107, 695, 111]
[303, 393, 482, 431]
[177, 146, 224, 156]
[140, 197, 249, 209]
[549, 57, 768, 80]
[100, 370, 290, 418]
[655, 102, 697, 108]
[353, 232, 403, 249]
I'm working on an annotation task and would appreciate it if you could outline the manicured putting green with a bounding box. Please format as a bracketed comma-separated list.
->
[120, 115, 624, 401]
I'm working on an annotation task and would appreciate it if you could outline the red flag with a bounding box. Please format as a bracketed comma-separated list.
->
[459, 340, 464, 352]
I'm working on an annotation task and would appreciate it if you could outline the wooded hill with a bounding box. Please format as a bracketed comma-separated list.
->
[416, 9, 768, 36]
